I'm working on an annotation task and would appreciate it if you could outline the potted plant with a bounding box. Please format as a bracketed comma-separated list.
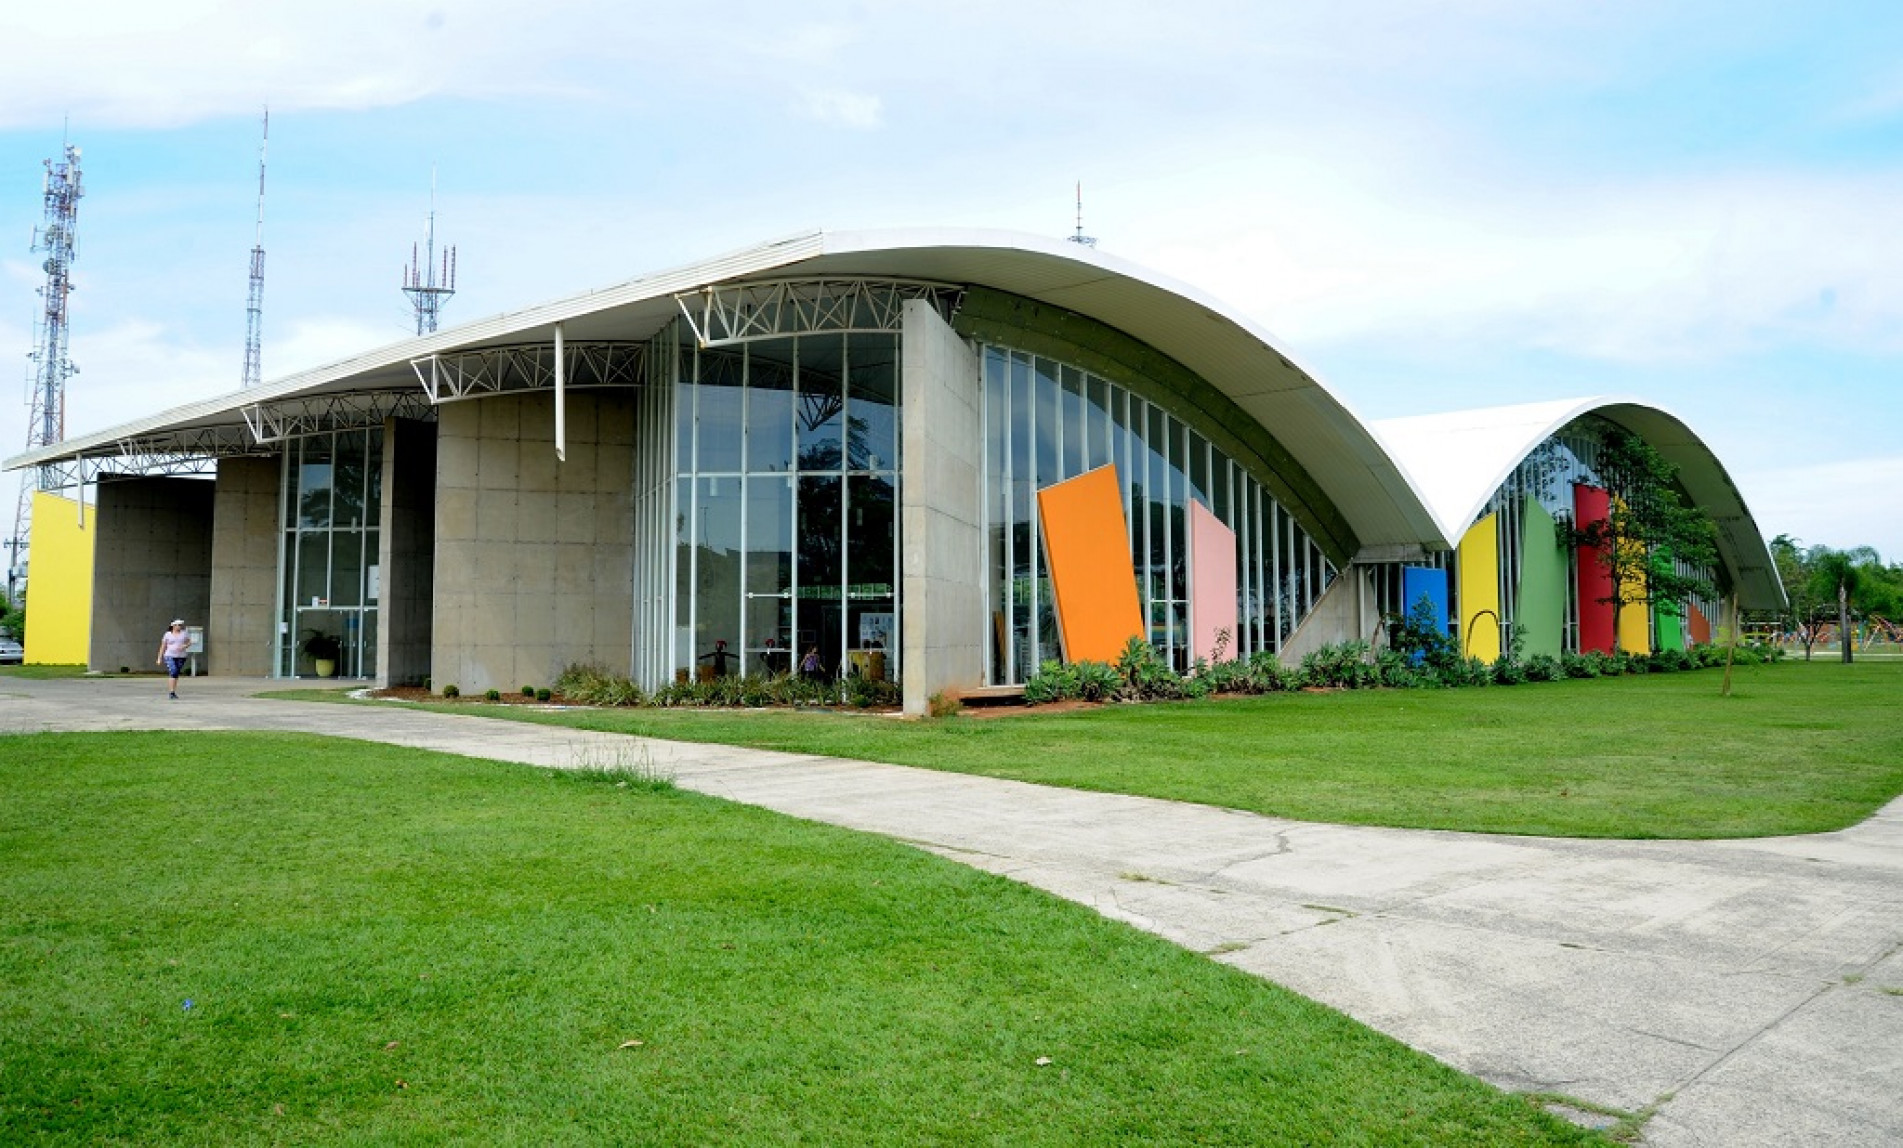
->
[300, 629, 342, 678]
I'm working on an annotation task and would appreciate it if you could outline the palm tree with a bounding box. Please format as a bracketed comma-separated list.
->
[1810, 550, 1860, 664]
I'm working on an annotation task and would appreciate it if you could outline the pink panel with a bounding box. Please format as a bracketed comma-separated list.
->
[1188, 501, 1238, 664]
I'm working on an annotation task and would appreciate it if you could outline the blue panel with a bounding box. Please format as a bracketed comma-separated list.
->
[1401, 567, 1450, 633]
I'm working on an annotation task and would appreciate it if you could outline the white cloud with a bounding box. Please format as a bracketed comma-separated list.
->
[0, 1, 565, 129]
[1736, 454, 1903, 561]
[794, 90, 883, 130]
[1125, 158, 1903, 367]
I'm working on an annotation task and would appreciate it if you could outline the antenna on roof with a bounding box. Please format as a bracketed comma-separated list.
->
[1066, 181, 1096, 248]
[240, 107, 268, 389]
[403, 167, 457, 335]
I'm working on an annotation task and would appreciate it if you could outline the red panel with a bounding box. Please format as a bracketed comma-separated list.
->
[1687, 602, 1712, 646]
[1574, 483, 1615, 655]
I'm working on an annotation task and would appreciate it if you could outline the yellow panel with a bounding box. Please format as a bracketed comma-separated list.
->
[1456, 513, 1501, 663]
[1611, 497, 1651, 655]
[1036, 465, 1144, 664]
[1617, 552, 1651, 654]
[24, 490, 94, 665]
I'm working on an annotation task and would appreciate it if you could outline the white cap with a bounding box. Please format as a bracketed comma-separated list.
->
[171, 619, 186, 626]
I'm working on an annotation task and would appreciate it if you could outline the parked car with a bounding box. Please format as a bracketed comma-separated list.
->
[0, 636, 22, 665]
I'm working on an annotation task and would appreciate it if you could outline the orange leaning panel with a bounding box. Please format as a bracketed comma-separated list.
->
[1036, 465, 1145, 664]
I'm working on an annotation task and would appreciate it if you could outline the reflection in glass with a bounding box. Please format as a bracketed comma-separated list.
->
[746, 349, 796, 473]
[797, 335, 845, 469]
[693, 476, 742, 676]
[1060, 366, 1084, 479]
[846, 333, 897, 472]
[298, 438, 333, 528]
[745, 475, 794, 673]
[697, 351, 745, 473]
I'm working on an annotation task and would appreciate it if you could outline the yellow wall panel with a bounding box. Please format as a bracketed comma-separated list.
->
[1617, 558, 1651, 654]
[1611, 497, 1651, 655]
[25, 490, 94, 665]
[1456, 513, 1501, 663]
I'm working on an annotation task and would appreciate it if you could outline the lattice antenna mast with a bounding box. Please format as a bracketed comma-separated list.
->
[241, 109, 268, 389]
[402, 168, 456, 335]
[1066, 181, 1096, 248]
[10, 138, 85, 586]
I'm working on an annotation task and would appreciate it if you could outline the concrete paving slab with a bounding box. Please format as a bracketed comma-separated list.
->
[3, 673, 1899, 1146]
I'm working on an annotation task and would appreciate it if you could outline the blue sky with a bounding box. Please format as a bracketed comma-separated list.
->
[3, 1, 1899, 557]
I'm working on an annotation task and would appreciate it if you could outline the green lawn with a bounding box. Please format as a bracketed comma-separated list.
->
[0, 663, 95, 679]
[0, 732, 1596, 1145]
[325, 660, 1903, 839]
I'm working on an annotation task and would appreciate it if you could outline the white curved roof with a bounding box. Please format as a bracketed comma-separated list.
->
[1375, 398, 1785, 609]
[4, 227, 1445, 561]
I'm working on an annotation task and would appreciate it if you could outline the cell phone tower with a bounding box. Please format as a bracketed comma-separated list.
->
[9, 139, 85, 592]
[402, 170, 456, 335]
[241, 109, 268, 389]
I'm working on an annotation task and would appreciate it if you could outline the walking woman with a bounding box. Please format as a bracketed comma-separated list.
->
[156, 619, 192, 700]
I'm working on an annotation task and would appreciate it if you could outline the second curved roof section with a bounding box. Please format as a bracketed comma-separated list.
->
[1374, 398, 1784, 609]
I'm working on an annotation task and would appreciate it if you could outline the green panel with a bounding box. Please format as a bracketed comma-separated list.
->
[1516, 498, 1566, 658]
[1655, 607, 1685, 651]
[952, 287, 1359, 566]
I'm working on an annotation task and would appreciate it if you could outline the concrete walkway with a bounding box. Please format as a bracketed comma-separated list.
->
[4, 674, 1899, 1146]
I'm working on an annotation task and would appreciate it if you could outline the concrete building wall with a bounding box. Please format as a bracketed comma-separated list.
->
[431, 391, 635, 694]
[900, 300, 985, 715]
[90, 476, 214, 673]
[208, 456, 283, 677]
[1279, 565, 1382, 666]
[377, 418, 437, 687]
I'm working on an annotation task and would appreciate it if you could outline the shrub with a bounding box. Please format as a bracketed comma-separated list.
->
[535, 687, 552, 702]
[1114, 638, 1184, 700]
[1387, 594, 1462, 681]
[1524, 653, 1563, 682]
[522, 684, 536, 697]
[1374, 648, 1426, 688]
[441, 684, 460, 698]
[1025, 660, 1087, 705]
[927, 690, 963, 718]
[484, 688, 501, 701]
[1300, 641, 1373, 689]
[555, 663, 646, 707]
[1242, 650, 1294, 693]
[1196, 657, 1246, 696]
[1075, 660, 1122, 702]
[843, 675, 900, 709]
[1492, 656, 1528, 686]
[1649, 647, 1693, 673]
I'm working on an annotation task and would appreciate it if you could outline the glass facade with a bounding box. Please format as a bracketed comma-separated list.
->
[279, 427, 382, 678]
[666, 326, 900, 684]
[978, 343, 1336, 684]
[1471, 416, 1719, 652]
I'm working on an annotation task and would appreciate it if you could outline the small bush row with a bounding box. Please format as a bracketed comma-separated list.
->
[552, 663, 901, 710]
[1020, 633, 1779, 706]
